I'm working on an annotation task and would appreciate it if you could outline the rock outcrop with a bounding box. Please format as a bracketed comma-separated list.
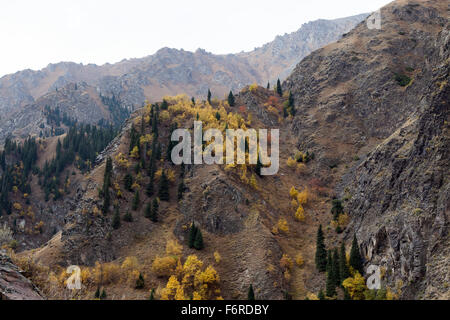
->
[0, 252, 45, 300]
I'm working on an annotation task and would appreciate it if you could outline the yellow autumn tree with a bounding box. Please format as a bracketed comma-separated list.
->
[342, 272, 367, 300]
[295, 205, 305, 222]
[289, 186, 298, 199]
[297, 188, 309, 206]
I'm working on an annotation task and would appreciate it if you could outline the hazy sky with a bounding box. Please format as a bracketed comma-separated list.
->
[0, 0, 392, 77]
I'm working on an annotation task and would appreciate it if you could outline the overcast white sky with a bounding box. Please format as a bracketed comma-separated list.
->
[0, 0, 392, 77]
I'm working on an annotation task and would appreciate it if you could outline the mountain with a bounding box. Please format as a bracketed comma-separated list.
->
[284, 0, 448, 299]
[0, 14, 366, 144]
[0, 0, 448, 301]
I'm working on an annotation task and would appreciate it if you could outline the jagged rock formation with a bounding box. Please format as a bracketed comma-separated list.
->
[0, 82, 124, 142]
[284, 0, 448, 299]
[0, 252, 45, 300]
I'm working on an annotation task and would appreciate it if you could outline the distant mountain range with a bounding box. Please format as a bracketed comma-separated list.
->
[0, 13, 367, 142]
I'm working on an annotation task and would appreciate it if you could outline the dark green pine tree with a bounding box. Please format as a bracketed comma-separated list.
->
[256, 155, 263, 176]
[228, 91, 235, 107]
[123, 210, 133, 222]
[177, 180, 185, 200]
[188, 222, 197, 248]
[288, 91, 295, 116]
[132, 190, 140, 211]
[145, 202, 151, 219]
[94, 287, 100, 299]
[102, 180, 111, 214]
[266, 82, 270, 89]
[100, 289, 107, 300]
[124, 173, 133, 191]
[150, 198, 159, 222]
[135, 273, 145, 289]
[194, 227, 204, 250]
[112, 206, 121, 229]
[149, 288, 155, 300]
[248, 284, 255, 300]
[332, 248, 341, 287]
[349, 234, 364, 274]
[318, 290, 325, 300]
[155, 143, 161, 161]
[207, 89, 212, 104]
[315, 225, 327, 272]
[276, 78, 283, 96]
[146, 177, 154, 197]
[158, 170, 170, 201]
[339, 242, 350, 283]
[331, 199, 344, 221]
[160, 99, 168, 110]
[326, 250, 336, 297]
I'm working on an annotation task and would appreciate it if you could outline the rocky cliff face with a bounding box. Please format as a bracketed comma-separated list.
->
[0, 252, 45, 300]
[284, 0, 448, 299]
[342, 24, 449, 300]
[0, 82, 119, 142]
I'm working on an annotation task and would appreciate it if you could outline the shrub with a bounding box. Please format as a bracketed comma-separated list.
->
[394, 73, 411, 86]
[280, 254, 293, 271]
[152, 256, 177, 277]
[295, 253, 304, 267]
[214, 251, 221, 264]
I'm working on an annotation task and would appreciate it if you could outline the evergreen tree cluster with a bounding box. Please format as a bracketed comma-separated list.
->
[43, 105, 77, 128]
[99, 94, 131, 127]
[315, 224, 363, 299]
[40, 124, 117, 201]
[0, 137, 38, 215]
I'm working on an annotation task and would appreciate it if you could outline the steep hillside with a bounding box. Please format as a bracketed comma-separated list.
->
[1, 0, 447, 301]
[284, 0, 448, 299]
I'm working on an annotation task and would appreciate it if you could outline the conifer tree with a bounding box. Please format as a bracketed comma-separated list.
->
[188, 222, 197, 248]
[145, 202, 151, 220]
[315, 225, 327, 272]
[112, 206, 121, 229]
[194, 227, 204, 250]
[124, 173, 133, 192]
[267, 82, 270, 89]
[256, 155, 263, 177]
[158, 170, 170, 201]
[339, 242, 350, 282]
[94, 287, 100, 299]
[248, 284, 255, 300]
[207, 89, 212, 104]
[177, 180, 185, 200]
[326, 250, 336, 297]
[135, 273, 145, 289]
[332, 248, 341, 287]
[123, 210, 133, 222]
[350, 234, 363, 274]
[149, 288, 155, 300]
[318, 290, 325, 300]
[146, 178, 154, 197]
[228, 91, 235, 107]
[288, 91, 295, 116]
[276, 79, 283, 96]
[160, 99, 168, 110]
[150, 198, 159, 222]
[100, 289, 107, 299]
[132, 190, 140, 210]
